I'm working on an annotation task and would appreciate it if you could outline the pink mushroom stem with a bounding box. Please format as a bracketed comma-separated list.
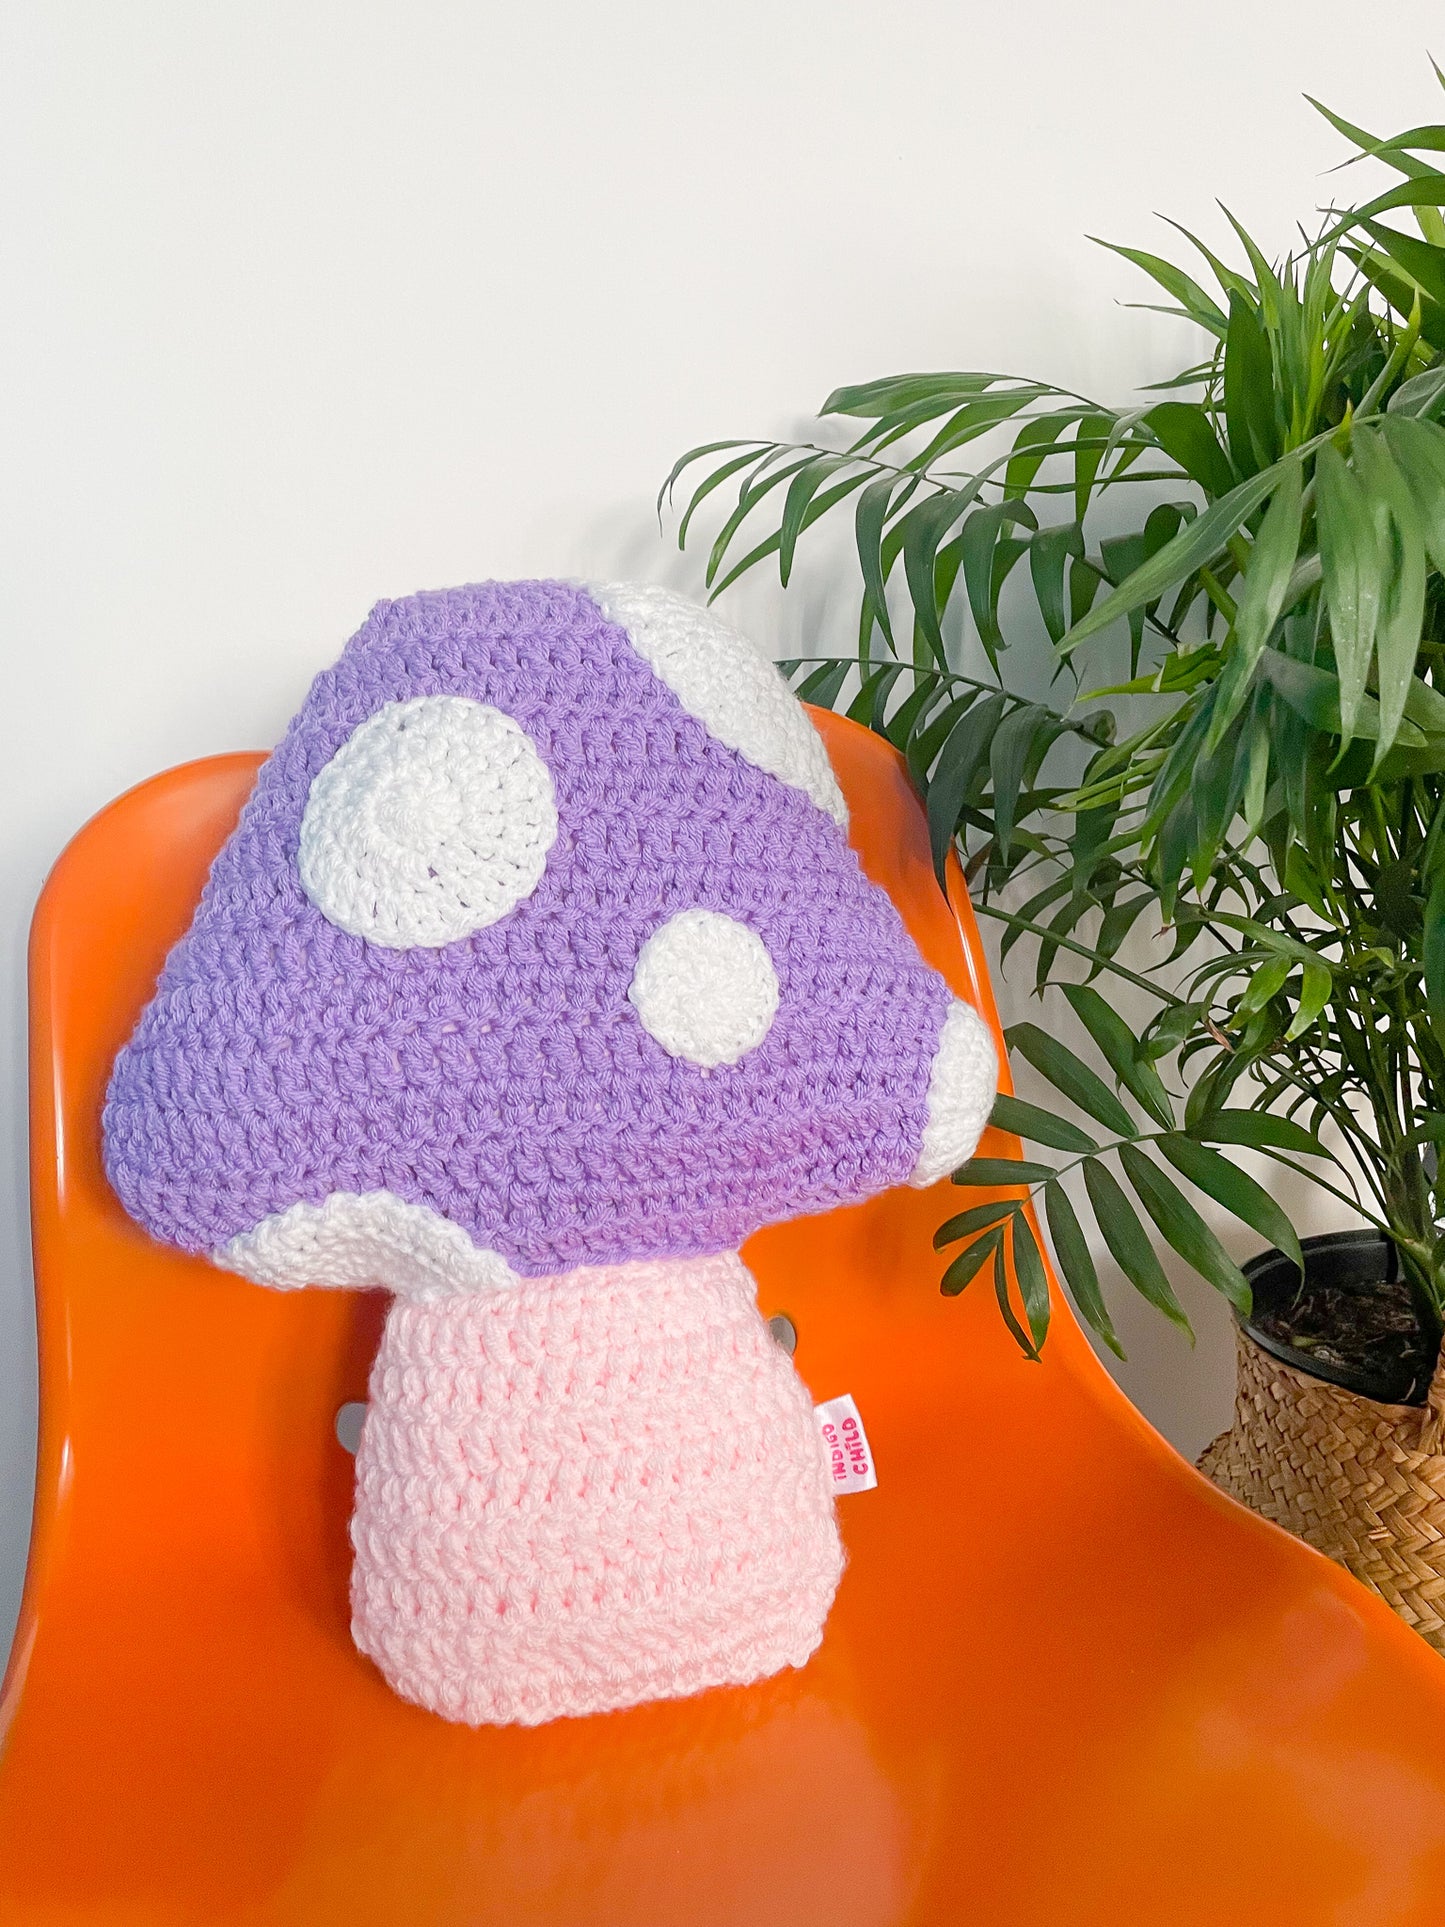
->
[349, 1252, 844, 1725]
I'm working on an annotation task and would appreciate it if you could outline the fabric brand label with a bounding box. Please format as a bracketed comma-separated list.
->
[814, 1393, 878, 1494]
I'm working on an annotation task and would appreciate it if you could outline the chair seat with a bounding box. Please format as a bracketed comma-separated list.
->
[4, 715, 1445, 1925]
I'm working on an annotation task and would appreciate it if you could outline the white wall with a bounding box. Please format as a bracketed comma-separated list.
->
[3, 0, 1440, 1659]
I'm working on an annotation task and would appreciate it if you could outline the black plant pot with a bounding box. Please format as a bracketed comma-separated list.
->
[1239, 1229, 1441, 1407]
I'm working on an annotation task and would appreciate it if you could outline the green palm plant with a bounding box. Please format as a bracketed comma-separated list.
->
[662, 87, 1445, 1366]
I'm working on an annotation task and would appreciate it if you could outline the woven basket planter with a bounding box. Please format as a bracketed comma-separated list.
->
[1201, 1327, 1445, 1652]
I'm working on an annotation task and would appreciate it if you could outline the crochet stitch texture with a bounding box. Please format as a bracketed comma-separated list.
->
[352, 1252, 844, 1725]
[298, 694, 559, 948]
[104, 580, 966, 1276]
[103, 578, 998, 1724]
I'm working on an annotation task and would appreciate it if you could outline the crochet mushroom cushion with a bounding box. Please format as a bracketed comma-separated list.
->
[103, 580, 997, 1725]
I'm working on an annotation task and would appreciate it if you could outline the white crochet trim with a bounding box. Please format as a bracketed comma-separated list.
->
[588, 582, 848, 827]
[909, 999, 999, 1186]
[216, 1190, 521, 1297]
[628, 909, 780, 1068]
[298, 696, 557, 949]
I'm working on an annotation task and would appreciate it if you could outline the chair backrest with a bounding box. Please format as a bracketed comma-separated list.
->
[8, 712, 1051, 1682]
[7, 710, 1445, 1927]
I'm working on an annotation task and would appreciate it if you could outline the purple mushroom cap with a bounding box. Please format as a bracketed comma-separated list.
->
[103, 580, 995, 1289]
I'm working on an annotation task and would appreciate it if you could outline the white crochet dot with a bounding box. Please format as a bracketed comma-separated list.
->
[909, 999, 999, 1186]
[628, 910, 780, 1068]
[216, 1189, 521, 1298]
[587, 582, 848, 827]
[298, 696, 557, 948]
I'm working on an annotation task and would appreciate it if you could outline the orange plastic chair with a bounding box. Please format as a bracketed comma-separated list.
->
[4, 708, 1445, 1926]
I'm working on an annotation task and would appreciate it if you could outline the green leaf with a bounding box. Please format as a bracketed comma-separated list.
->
[709, 470, 869, 600]
[1069, 552, 1106, 631]
[778, 454, 852, 586]
[1283, 842, 1329, 917]
[1044, 1179, 1124, 1357]
[1196, 704, 1257, 844]
[907, 392, 1047, 470]
[1358, 218, 1445, 310]
[709, 527, 794, 602]
[927, 693, 1006, 879]
[1152, 798, 1196, 919]
[959, 502, 1037, 667]
[1193, 1110, 1328, 1159]
[1097, 512, 1180, 675]
[1094, 893, 1153, 974]
[1185, 1057, 1250, 1134]
[1083, 1157, 1193, 1336]
[1060, 983, 1173, 1129]
[1199, 911, 1320, 963]
[940, 1225, 1004, 1297]
[1373, 856, 1423, 941]
[1387, 364, 1445, 419]
[908, 692, 971, 787]
[990, 1092, 1097, 1154]
[1006, 1023, 1137, 1138]
[1000, 872, 1072, 964]
[1223, 290, 1278, 477]
[822, 371, 1014, 419]
[836, 389, 1020, 463]
[846, 662, 904, 727]
[1033, 895, 1092, 991]
[1205, 457, 1304, 753]
[1381, 415, 1445, 576]
[952, 1157, 1056, 1188]
[1426, 865, 1445, 1044]
[990, 703, 1053, 865]
[1235, 953, 1291, 1017]
[901, 488, 979, 666]
[658, 437, 763, 517]
[1403, 670, 1445, 735]
[1314, 442, 1381, 746]
[1071, 785, 1120, 886]
[1073, 412, 1112, 522]
[934, 1198, 1022, 1248]
[673, 446, 770, 549]
[1118, 1144, 1251, 1314]
[1219, 206, 1285, 326]
[704, 451, 814, 588]
[1191, 691, 1261, 886]
[1091, 237, 1228, 337]
[1350, 425, 1427, 765]
[1345, 244, 1445, 352]
[1156, 215, 1254, 305]
[1285, 959, 1332, 1042]
[1402, 1114, 1445, 1153]
[794, 659, 851, 708]
[1003, 410, 1079, 499]
[986, 1232, 1037, 1356]
[1341, 118, 1445, 162]
[1059, 463, 1285, 655]
[1142, 690, 1217, 841]
[884, 672, 941, 752]
[1307, 95, 1445, 178]
[1145, 401, 1235, 496]
[1029, 522, 1085, 644]
[1158, 1133, 1304, 1276]
[1261, 651, 1422, 745]
[1143, 1001, 1199, 1060]
[854, 472, 906, 648]
[1011, 1212, 1052, 1353]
